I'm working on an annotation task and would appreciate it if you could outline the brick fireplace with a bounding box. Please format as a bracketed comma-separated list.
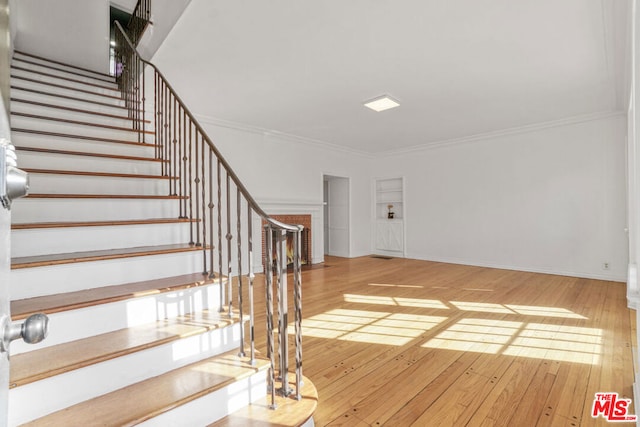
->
[262, 214, 312, 268]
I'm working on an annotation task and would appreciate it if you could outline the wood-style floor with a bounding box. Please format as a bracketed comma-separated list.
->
[246, 256, 636, 426]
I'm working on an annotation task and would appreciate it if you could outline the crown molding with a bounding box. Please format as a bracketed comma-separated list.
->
[193, 110, 625, 159]
[193, 113, 373, 158]
[375, 110, 626, 157]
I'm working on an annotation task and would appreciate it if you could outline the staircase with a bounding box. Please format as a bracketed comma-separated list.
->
[7, 47, 315, 426]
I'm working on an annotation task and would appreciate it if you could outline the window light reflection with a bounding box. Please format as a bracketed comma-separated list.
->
[505, 304, 587, 319]
[450, 301, 514, 314]
[422, 319, 602, 365]
[295, 293, 601, 365]
[344, 294, 448, 309]
[294, 309, 447, 346]
[369, 283, 425, 289]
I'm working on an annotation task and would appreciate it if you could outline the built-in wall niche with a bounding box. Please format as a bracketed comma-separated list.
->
[375, 177, 403, 219]
[374, 177, 405, 256]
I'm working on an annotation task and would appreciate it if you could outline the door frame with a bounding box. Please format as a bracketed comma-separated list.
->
[0, 0, 11, 423]
[322, 174, 351, 257]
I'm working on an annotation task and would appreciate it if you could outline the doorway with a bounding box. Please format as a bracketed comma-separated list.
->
[323, 175, 350, 257]
[109, 6, 132, 74]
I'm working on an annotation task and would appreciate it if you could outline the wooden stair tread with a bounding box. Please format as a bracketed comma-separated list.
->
[24, 193, 185, 199]
[11, 75, 122, 101]
[12, 217, 196, 231]
[12, 128, 154, 147]
[10, 51, 290, 427]
[11, 65, 118, 91]
[15, 146, 166, 163]
[23, 351, 269, 427]
[210, 373, 318, 427]
[11, 244, 205, 269]
[14, 50, 115, 80]
[11, 98, 151, 123]
[11, 57, 117, 85]
[11, 86, 130, 110]
[12, 112, 155, 135]
[10, 310, 238, 388]
[11, 272, 217, 319]
[23, 168, 175, 180]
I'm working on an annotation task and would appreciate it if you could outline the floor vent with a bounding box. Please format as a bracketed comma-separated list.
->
[371, 255, 393, 260]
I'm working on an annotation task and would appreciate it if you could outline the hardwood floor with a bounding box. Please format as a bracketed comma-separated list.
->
[245, 256, 635, 426]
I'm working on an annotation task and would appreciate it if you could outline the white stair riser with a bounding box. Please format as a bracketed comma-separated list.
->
[11, 282, 225, 354]
[11, 101, 141, 128]
[10, 64, 117, 89]
[12, 68, 122, 97]
[8, 324, 242, 426]
[27, 174, 170, 196]
[6, 54, 269, 427]
[11, 87, 129, 116]
[11, 55, 115, 86]
[12, 198, 180, 223]
[10, 78, 125, 107]
[17, 150, 163, 175]
[12, 222, 192, 257]
[11, 115, 153, 144]
[11, 250, 209, 299]
[12, 132, 155, 158]
[140, 370, 267, 427]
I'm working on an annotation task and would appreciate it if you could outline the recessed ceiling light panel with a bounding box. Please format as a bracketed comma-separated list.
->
[364, 95, 400, 112]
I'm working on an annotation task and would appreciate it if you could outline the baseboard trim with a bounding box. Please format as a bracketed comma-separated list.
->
[405, 253, 627, 282]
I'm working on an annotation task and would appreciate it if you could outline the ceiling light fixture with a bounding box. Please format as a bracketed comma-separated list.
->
[363, 95, 400, 112]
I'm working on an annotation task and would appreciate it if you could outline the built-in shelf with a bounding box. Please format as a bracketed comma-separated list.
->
[374, 177, 404, 256]
[375, 177, 403, 220]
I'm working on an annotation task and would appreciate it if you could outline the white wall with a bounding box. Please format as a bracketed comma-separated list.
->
[372, 115, 628, 281]
[8, 0, 17, 56]
[15, 0, 110, 73]
[110, 0, 191, 61]
[195, 123, 372, 261]
[136, 0, 192, 60]
[142, 0, 374, 264]
[151, 0, 627, 279]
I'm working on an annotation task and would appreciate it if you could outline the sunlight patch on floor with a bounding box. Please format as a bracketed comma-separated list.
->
[368, 283, 425, 289]
[517, 323, 602, 343]
[450, 301, 515, 314]
[505, 304, 587, 319]
[502, 323, 602, 364]
[422, 338, 505, 354]
[437, 300, 585, 319]
[422, 319, 602, 365]
[297, 293, 601, 363]
[344, 294, 448, 309]
[295, 309, 447, 346]
[423, 318, 522, 354]
[456, 318, 524, 331]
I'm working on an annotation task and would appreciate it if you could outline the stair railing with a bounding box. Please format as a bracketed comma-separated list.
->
[114, 21, 304, 405]
[126, 0, 151, 47]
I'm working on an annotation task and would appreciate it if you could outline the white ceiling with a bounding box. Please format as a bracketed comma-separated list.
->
[155, 0, 630, 154]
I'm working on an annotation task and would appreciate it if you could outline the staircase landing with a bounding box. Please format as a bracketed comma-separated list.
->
[211, 373, 318, 427]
